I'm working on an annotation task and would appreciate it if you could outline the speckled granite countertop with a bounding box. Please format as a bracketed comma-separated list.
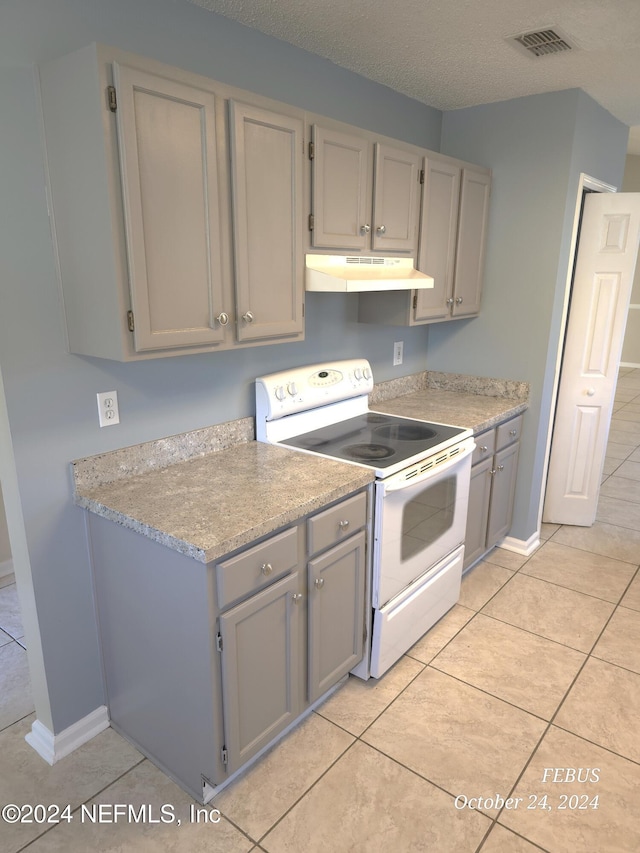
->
[370, 371, 528, 434]
[75, 441, 372, 563]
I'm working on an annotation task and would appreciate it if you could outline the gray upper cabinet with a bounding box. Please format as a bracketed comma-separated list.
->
[372, 144, 422, 253]
[310, 124, 421, 254]
[310, 125, 370, 250]
[39, 44, 305, 361]
[357, 154, 491, 327]
[451, 167, 491, 318]
[112, 63, 226, 351]
[413, 157, 461, 322]
[228, 101, 305, 342]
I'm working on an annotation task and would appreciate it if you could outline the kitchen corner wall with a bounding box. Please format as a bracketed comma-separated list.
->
[432, 88, 629, 544]
[0, 0, 441, 733]
[0, 485, 11, 567]
[621, 154, 640, 366]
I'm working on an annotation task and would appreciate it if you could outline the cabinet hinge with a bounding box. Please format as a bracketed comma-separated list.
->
[127, 310, 135, 332]
[308, 141, 315, 160]
[216, 632, 223, 652]
[107, 85, 117, 112]
[412, 292, 418, 309]
[419, 169, 425, 185]
[308, 213, 314, 231]
[302, 303, 305, 318]
[221, 746, 228, 765]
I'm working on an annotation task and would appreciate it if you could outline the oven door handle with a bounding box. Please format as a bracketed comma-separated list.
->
[381, 440, 475, 494]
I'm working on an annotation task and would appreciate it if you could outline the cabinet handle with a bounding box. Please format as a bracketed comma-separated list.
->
[509, 429, 517, 437]
[376, 224, 386, 234]
[291, 593, 303, 604]
[314, 578, 325, 590]
[215, 312, 230, 326]
[242, 311, 254, 323]
[455, 296, 463, 304]
[261, 563, 273, 576]
[338, 519, 350, 530]
[361, 224, 371, 234]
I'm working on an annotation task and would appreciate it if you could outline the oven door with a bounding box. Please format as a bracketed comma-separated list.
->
[372, 442, 473, 608]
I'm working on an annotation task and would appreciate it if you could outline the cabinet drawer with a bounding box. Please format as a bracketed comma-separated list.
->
[472, 429, 496, 466]
[216, 527, 299, 610]
[496, 414, 523, 450]
[307, 492, 367, 556]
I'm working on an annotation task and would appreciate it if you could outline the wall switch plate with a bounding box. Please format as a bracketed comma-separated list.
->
[97, 391, 120, 427]
[393, 341, 404, 366]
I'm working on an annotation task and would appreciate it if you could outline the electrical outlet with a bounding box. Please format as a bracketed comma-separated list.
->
[393, 341, 404, 366]
[97, 391, 120, 427]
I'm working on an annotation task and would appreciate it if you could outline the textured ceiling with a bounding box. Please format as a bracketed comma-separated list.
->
[187, 0, 640, 153]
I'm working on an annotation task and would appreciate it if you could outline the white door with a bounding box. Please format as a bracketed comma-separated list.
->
[543, 192, 640, 525]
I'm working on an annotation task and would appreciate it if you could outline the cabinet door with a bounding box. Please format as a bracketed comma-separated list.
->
[308, 532, 366, 703]
[463, 457, 493, 570]
[112, 63, 227, 351]
[311, 125, 370, 250]
[218, 572, 302, 775]
[415, 157, 461, 321]
[452, 168, 491, 317]
[229, 101, 304, 342]
[487, 442, 520, 548]
[372, 144, 422, 253]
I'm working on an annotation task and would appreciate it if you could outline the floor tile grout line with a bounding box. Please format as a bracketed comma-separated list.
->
[14, 755, 148, 853]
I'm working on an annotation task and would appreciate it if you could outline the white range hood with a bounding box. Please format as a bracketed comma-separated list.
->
[305, 254, 434, 293]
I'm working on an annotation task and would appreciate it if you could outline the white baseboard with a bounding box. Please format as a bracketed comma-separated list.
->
[499, 531, 541, 557]
[25, 705, 110, 765]
[0, 558, 14, 579]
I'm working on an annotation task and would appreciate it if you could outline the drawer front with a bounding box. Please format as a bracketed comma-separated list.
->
[216, 526, 299, 610]
[307, 491, 367, 556]
[496, 414, 523, 450]
[472, 429, 496, 466]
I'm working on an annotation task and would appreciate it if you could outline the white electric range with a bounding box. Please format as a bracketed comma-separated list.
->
[255, 359, 474, 678]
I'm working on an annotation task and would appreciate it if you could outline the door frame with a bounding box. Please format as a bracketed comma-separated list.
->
[536, 173, 618, 531]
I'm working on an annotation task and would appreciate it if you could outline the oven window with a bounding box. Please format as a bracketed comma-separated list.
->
[401, 476, 456, 561]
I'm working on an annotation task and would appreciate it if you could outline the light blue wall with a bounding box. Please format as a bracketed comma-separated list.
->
[433, 89, 628, 541]
[0, 0, 441, 731]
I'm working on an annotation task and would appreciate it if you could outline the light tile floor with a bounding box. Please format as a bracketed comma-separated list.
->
[1, 369, 640, 852]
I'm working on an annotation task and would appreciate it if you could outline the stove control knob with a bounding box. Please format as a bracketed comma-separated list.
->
[287, 382, 298, 396]
[354, 367, 363, 380]
[275, 385, 286, 401]
[363, 367, 371, 380]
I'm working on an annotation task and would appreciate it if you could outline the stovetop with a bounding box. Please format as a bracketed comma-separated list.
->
[280, 412, 467, 471]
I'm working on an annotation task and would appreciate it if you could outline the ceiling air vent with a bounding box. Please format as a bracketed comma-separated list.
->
[510, 28, 575, 58]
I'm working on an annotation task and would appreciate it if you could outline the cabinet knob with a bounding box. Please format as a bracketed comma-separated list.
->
[242, 311, 254, 323]
[361, 224, 371, 234]
[586, 388, 596, 396]
[215, 312, 230, 326]
[446, 298, 455, 306]
[291, 593, 303, 604]
[497, 464, 505, 472]
[480, 445, 488, 453]
[376, 224, 386, 234]
[338, 519, 350, 530]
[261, 563, 273, 576]
[314, 577, 325, 590]
[509, 429, 517, 436]
[490, 469, 497, 476]
[455, 296, 463, 304]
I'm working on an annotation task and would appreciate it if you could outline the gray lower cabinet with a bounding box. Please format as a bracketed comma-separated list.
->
[88, 487, 368, 802]
[463, 415, 522, 571]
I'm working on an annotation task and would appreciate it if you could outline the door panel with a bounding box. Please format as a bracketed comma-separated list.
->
[229, 101, 304, 342]
[311, 126, 369, 250]
[544, 192, 640, 524]
[113, 63, 226, 351]
[372, 144, 422, 252]
[452, 169, 490, 317]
